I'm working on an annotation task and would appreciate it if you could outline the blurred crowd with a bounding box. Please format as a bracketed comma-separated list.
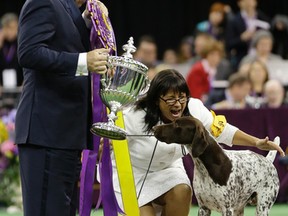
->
[132, 0, 288, 111]
[0, 12, 21, 110]
[1, 0, 288, 111]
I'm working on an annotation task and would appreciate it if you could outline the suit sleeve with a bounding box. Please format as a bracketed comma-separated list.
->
[17, 0, 79, 74]
[225, 17, 247, 51]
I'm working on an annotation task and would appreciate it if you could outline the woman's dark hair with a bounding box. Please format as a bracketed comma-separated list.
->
[135, 69, 190, 132]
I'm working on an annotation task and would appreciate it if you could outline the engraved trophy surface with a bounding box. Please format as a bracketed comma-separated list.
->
[91, 37, 149, 140]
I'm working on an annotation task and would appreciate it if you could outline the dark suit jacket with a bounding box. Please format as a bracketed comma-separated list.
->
[225, 11, 270, 69]
[16, 0, 93, 150]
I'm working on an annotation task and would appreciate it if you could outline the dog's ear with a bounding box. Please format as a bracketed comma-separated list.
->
[191, 124, 209, 158]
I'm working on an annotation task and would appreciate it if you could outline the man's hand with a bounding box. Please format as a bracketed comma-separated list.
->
[82, 0, 109, 19]
[240, 30, 255, 42]
[97, 0, 108, 16]
[87, 48, 109, 74]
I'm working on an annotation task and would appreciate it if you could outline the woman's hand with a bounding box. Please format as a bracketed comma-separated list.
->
[256, 136, 285, 157]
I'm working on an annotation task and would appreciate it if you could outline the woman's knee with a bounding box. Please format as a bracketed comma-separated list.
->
[140, 203, 156, 216]
[165, 184, 192, 203]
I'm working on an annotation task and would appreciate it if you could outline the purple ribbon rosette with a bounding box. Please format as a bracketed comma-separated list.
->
[79, 1, 124, 216]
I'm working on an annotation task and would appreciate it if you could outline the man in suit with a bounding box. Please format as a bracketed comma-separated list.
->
[15, 0, 109, 215]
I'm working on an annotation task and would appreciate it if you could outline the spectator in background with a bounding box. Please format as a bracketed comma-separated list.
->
[246, 60, 269, 108]
[210, 73, 251, 109]
[177, 36, 194, 64]
[162, 48, 178, 65]
[192, 32, 233, 80]
[192, 32, 213, 63]
[186, 39, 224, 103]
[262, 79, 287, 108]
[226, 0, 270, 70]
[238, 61, 251, 76]
[134, 35, 159, 69]
[171, 36, 194, 78]
[0, 13, 23, 88]
[195, 2, 231, 42]
[239, 30, 282, 67]
[271, 14, 288, 60]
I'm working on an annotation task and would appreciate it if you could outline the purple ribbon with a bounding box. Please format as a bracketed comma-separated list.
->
[79, 74, 105, 216]
[79, 1, 123, 216]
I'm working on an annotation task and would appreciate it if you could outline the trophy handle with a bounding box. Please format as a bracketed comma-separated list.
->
[138, 77, 150, 97]
[100, 56, 114, 89]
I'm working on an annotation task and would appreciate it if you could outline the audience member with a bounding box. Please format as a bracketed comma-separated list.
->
[195, 2, 229, 42]
[0, 13, 23, 88]
[245, 60, 269, 108]
[238, 61, 251, 76]
[239, 30, 282, 67]
[192, 32, 233, 80]
[262, 79, 287, 108]
[209, 73, 252, 109]
[226, 0, 270, 70]
[146, 67, 157, 81]
[134, 35, 159, 69]
[162, 48, 178, 65]
[186, 39, 224, 103]
[271, 14, 288, 60]
[171, 36, 194, 78]
[177, 36, 194, 64]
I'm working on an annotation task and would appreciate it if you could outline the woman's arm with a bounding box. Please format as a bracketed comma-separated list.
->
[232, 130, 285, 156]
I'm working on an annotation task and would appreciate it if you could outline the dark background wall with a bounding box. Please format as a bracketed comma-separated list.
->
[1, 0, 288, 58]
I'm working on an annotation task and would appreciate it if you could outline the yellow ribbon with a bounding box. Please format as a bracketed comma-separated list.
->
[0, 120, 8, 143]
[210, 110, 226, 138]
[112, 111, 140, 216]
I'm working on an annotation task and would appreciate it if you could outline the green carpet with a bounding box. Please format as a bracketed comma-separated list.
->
[1, 204, 287, 216]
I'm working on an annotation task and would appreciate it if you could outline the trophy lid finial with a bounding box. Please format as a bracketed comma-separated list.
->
[122, 37, 136, 58]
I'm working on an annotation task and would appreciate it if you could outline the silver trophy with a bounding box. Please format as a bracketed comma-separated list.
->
[91, 37, 149, 140]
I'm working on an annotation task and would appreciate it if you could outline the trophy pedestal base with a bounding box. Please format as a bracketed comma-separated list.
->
[91, 122, 127, 140]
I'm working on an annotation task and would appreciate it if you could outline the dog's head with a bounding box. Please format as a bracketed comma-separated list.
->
[154, 116, 233, 186]
[153, 116, 209, 157]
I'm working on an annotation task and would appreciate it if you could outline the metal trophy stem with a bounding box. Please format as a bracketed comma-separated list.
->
[90, 37, 149, 140]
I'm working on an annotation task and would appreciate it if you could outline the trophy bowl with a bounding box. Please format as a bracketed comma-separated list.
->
[91, 37, 149, 140]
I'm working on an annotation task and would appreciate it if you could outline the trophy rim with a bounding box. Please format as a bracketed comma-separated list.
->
[91, 122, 127, 140]
[108, 55, 148, 75]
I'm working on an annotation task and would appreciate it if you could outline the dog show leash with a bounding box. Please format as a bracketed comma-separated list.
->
[137, 139, 159, 200]
[125, 136, 188, 200]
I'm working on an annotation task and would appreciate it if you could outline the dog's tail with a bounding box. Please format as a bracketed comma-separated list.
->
[266, 136, 280, 163]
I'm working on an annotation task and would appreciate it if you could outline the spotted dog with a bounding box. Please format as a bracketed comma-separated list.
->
[153, 116, 280, 216]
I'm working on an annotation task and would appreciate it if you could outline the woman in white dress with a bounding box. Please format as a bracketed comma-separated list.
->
[112, 69, 284, 216]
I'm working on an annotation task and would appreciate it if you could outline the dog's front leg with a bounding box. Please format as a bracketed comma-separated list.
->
[222, 208, 233, 216]
[198, 207, 211, 216]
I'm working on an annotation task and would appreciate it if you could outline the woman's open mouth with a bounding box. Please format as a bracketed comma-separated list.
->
[170, 109, 181, 118]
